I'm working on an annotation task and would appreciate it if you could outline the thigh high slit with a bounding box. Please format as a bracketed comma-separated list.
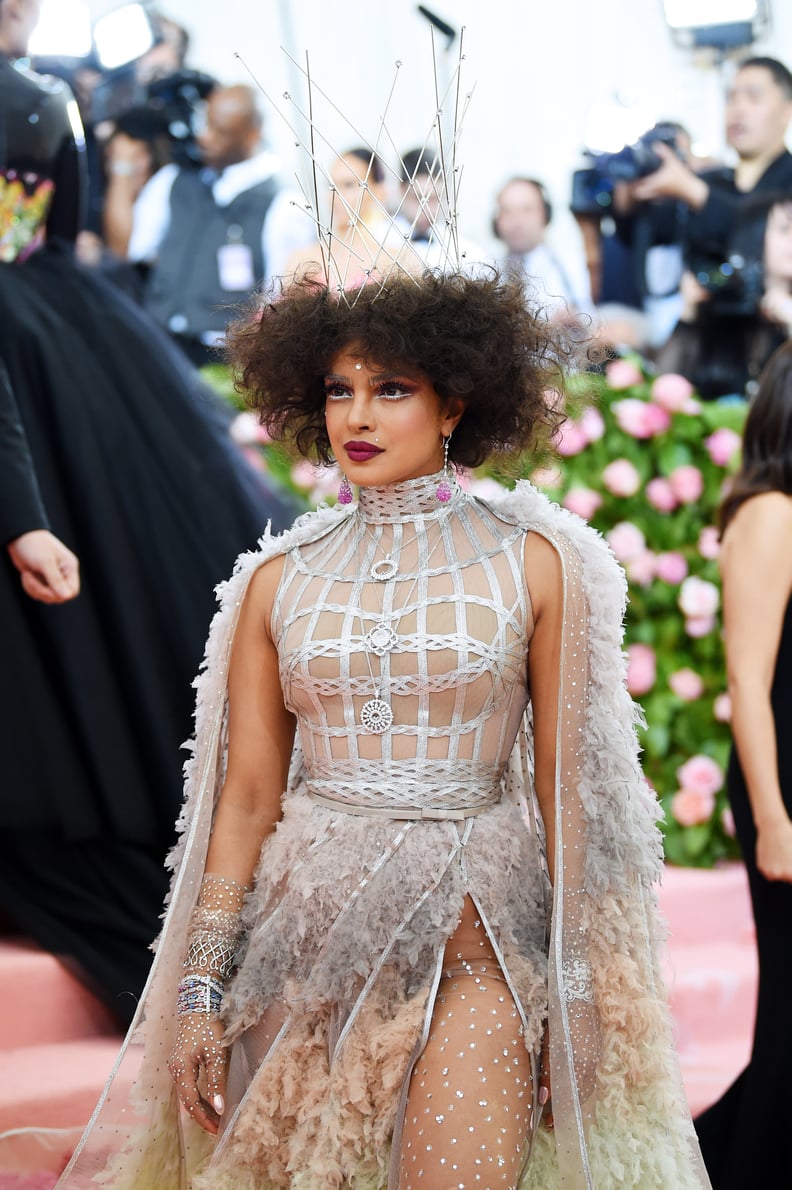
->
[397, 897, 538, 1189]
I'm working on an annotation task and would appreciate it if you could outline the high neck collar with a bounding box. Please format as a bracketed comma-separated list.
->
[356, 470, 464, 524]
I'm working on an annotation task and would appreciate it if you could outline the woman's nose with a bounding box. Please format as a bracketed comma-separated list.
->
[347, 392, 374, 430]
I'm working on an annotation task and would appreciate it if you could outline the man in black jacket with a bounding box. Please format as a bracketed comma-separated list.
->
[0, 362, 79, 603]
[630, 56, 792, 268]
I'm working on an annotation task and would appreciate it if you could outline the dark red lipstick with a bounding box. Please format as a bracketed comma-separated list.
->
[345, 440, 384, 462]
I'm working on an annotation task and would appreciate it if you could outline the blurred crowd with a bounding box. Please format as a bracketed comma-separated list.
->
[36, 9, 792, 401]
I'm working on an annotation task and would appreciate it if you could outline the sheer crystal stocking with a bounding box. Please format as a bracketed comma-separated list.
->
[398, 898, 532, 1189]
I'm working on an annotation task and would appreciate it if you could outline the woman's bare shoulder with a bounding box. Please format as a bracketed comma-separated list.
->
[522, 529, 563, 618]
[724, 491, 792, 549]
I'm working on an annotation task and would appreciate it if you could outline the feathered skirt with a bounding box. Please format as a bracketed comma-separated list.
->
[95, 792, 549, 1190]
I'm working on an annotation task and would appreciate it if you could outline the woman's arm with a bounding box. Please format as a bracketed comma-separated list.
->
[524, 530, 565, 1125]
[168, 555, 295, 1131]
[203, 556, 296, 884]
[720, 492, 792, 881]
[525, 531, 564, 886]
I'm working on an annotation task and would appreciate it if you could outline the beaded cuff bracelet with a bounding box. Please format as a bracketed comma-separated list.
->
[177, 974, 225, 1016]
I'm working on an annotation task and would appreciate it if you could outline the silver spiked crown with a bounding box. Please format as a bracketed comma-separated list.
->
[236, 30, 475, 303]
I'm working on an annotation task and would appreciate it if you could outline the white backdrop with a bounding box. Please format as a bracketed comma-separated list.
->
[90, 0, 792, 255]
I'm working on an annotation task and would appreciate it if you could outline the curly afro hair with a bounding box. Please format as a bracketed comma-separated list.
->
[226, 269, 575, 468]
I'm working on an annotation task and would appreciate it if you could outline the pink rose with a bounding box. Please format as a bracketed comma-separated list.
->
[645, 477, 678, 513]
[579, 406, 606, 442]
[626, 549, 657, 587]
[698, 525, 721, 560]
[230, 411, 271, 445]
[669, 464, 704, 504]
[469, 476, 508, 500]
[627, 643, 657, 696]
[671, 787, 716, 827]
[606, 359, 644, 389]
[669, 668, 705, 701]
[241, 446, 266, 472]
[602, 458, 641, 497]
[531, 465, 563, 489]
[555, 418, 589, 457]
[613, 398, 671, 439]
[607, 521, 646, 563]
[650, 372, 694, 412]
[685, 615, 716, 638]
[291, 461, 338, 500]
[654, 551, 688, 585]
[677, 755, 724, 797]
[705, 427, 742, 468]
[722, 807, 736, 837]
[679, 576, 720, 618]
[713, 692, 732, 722]
[563, 487, 603, 520]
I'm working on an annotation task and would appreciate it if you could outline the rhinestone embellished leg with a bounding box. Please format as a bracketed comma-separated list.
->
[398, 900, 532, 1188]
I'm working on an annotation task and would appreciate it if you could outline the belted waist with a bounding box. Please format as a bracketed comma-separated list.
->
[307, 792, 493, 821]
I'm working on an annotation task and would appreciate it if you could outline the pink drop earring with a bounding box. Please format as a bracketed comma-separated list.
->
[338, 473, 354, 505]
[436, 433, 453, 502]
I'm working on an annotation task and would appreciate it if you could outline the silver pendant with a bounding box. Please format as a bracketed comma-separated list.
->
[360, 697, 394, 733]
[363, 621, 398, 657]
[370, 555, 398, 582]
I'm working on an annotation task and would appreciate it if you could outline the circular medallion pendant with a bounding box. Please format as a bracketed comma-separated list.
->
[370, 555, 398, 582]
[363, 622, 398, 657]
[360, 697, 394, 733]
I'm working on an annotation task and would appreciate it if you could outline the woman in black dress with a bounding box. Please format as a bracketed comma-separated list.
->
[0, 0, 295, 1023]
[694, 341, 792, 1186]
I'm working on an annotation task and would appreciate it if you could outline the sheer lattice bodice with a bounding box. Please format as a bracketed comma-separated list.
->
[272, 474, 532, 816]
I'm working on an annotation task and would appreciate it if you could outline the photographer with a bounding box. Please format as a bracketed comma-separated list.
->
[630, 57, 792, 278]
[657, 192, 792, 398]
[125, 84, 313, 366]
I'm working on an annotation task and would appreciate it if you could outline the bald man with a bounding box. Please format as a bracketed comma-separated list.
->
[126, 84, 312, 365]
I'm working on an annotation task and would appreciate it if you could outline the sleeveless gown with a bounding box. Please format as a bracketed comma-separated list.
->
[0, 54, 296, 1021]
[53, 476, 710, 1189]
[695, 595, 792, 1187]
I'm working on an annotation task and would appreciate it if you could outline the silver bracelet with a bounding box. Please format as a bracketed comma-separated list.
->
[177, 974, 224, 1016]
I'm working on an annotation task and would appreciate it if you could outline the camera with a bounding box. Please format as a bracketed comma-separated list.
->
[91, 68, 216, 167]
[594, 122, 681, 183]
[571, 123, 682, 217]
[691, 254, 765, 318]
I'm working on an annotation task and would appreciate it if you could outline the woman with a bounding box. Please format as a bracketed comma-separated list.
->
[0, 0, 294, 1022]
[56, 268, 709, 1189]
[694, 342, 792, 1187]
[287, 148, 415, 288]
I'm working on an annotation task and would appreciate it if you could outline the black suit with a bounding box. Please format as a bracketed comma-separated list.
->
[0, 359, 49, 546]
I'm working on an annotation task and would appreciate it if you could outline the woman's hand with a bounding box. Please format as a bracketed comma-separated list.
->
[538, 1026, 553, 1130]
[168, 1013, 228, 1134]
[756, 816, 792, 883]
[7, 529, 80, 603]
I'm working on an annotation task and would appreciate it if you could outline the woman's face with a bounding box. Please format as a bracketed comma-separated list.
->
[328, 154, 387, 235]
[764, 202, 792, 286]
[323, 344, 462, 488]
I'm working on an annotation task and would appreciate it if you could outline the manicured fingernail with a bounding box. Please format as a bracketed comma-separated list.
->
[539, 1087, 549, 1106]
[213, 1094, 225, 1114]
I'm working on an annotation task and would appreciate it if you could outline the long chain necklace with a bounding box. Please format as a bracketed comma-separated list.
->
[355, 519, 447, 734]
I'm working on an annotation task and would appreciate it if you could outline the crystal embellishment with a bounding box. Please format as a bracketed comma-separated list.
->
[561, 958, 595, 1004]
[360, 698, 394, 733]
[364, 622, 398, 656]
[436, 477, 452, 503]
[370, 555, 398, 581]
